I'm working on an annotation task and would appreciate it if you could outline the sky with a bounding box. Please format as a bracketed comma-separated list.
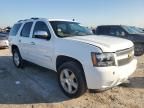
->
[0, 0, 144, 28]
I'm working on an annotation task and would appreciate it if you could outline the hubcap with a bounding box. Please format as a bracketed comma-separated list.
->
[13, 52, 20, 66]
[60, 69, 78, 94]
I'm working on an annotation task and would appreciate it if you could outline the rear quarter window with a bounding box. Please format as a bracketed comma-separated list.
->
[9, 23, 22, 36]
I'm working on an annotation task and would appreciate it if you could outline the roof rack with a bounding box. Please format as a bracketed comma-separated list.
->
[18, 20, 23, 22]
[31, 17, 39, 20]
[23, 19, 29, 21]
[17, 18, 39, 22]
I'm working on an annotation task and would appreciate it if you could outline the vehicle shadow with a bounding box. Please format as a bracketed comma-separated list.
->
[129, 77, 144, 88]
[120, 77, 144, 88]
[0, 56, 70, 104]
[0, 55, 144, 104]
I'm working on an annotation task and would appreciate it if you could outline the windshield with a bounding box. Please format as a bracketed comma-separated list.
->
[122, 26, 139, 34]
[130, 27, 144, 33]
[50, 21, 93, 37]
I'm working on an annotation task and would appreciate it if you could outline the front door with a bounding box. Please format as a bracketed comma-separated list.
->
[28, 21, 54, 69]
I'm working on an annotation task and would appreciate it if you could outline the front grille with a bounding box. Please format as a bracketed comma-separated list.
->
[116, 47, 134, 66]
[116, 47, 134, 56]
[117, 56, 133, 66]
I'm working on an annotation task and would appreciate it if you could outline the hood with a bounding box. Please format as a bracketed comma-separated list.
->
[65, 35, 133, 52]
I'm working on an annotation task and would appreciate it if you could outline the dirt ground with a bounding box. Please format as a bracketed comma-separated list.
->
[0, 49, 143, 108]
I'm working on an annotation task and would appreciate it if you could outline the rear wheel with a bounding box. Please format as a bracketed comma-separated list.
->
[12, 48, 24, 68]
[58, 61, 87, 98]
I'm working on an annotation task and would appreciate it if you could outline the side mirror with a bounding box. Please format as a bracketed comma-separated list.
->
[34, 31, 49, 39]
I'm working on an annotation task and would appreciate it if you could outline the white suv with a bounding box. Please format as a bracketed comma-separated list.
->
[9, 18, 137, 98]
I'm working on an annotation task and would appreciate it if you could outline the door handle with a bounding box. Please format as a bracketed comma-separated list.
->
[30, 42, 35, 45]
[19, 40, 21, 43]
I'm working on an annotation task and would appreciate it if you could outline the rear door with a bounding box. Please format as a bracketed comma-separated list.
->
[18, 22, 33, 60]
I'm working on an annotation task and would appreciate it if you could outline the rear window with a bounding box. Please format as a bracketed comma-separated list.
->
[9, 23, 22, 36]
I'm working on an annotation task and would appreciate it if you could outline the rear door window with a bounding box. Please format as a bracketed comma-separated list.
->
[21, 22, 33, 37]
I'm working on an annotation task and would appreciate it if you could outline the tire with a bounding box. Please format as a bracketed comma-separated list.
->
[12, 48, 24, 68]
[134, 43, 144, 56]
[58, 61, 87, 98]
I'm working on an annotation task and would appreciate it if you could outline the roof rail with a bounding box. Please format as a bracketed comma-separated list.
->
[18, 20, 23, 22]
[31, 17, 39, 20]
[23, 19, 29, 21]
[17, 18, 39, 22]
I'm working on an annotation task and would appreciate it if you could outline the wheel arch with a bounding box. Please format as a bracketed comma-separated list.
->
[56, 55, 82, 70]
[56, 55, 87, 87]
[11, 44, 19, 53]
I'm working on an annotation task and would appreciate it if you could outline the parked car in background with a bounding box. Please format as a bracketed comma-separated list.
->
[0, 32, 9, 48]
[9, 18, 137, 98]
[95, 25, 144, 56]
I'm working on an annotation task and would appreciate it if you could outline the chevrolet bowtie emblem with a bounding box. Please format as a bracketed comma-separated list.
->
[128, 53, 132, 58]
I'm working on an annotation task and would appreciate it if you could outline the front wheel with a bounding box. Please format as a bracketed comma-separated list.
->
[58, 61, 87, 98]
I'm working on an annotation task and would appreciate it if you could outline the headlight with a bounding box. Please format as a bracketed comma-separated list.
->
[91, 52, 115, 67]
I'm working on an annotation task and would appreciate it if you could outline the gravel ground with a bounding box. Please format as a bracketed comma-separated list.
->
[0, 49, 143, 108]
